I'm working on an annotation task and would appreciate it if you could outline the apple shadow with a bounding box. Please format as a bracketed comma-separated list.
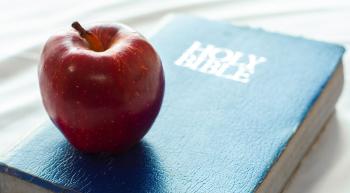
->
[46, 140, 167, 193]
[283, 112, 342, 193]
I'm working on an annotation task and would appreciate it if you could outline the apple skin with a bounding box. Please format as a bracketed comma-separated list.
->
[38, 23, 164, 153]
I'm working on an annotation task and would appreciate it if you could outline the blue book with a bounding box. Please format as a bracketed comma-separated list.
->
[0, 15, 345, 193]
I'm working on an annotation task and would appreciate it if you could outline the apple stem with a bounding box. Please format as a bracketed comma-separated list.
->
[71, 21, 104, 52]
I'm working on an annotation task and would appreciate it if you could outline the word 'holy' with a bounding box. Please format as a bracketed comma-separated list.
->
[175, 41, 267, 83]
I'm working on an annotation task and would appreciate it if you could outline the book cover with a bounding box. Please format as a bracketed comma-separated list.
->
[0, 15, 345, 193]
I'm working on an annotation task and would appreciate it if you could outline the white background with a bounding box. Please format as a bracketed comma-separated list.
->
[0, 0, 350, 192]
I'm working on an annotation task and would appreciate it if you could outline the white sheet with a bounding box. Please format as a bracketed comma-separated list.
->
[1, 0, 350, 192]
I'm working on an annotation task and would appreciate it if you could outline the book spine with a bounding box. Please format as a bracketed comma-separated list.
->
[0, 163, 77, 193]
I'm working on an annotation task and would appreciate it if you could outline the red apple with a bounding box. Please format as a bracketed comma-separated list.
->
[38, 22, 164, 153]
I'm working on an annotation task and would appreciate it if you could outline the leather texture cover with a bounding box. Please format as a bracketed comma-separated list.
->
[0, 15, 345, 193]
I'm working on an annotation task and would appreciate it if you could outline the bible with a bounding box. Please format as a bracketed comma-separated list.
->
[0, 15, 345, 193]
